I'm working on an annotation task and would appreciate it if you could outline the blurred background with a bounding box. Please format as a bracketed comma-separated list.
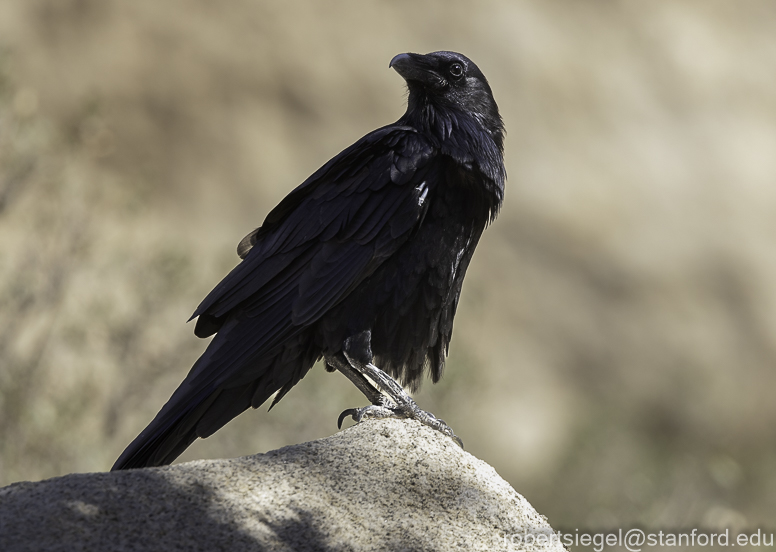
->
[1, 0, 775, 539]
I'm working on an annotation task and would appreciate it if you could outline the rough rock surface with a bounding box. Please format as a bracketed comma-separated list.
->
[0, 419, 563, 551]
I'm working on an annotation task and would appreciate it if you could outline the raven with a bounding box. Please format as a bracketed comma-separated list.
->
[112, 51, 505, 470]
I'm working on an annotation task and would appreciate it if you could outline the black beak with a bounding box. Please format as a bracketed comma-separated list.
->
[390, 53, 445, 90]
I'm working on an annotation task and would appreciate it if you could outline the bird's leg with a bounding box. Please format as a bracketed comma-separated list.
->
[333, 331, 463, 447]
[324, 352, 397, 428]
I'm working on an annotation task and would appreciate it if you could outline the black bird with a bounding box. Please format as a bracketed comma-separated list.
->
[112, 51, 505, 470]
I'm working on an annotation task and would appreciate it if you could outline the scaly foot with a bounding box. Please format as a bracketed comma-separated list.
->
[339, 348, 464, 448]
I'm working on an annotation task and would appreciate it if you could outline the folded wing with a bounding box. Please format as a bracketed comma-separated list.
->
[112, 126, 437, 469]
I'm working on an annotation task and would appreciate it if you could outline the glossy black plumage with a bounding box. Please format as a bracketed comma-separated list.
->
[113, 51, 505, 470]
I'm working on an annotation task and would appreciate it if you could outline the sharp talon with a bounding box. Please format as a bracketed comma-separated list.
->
[337, 404, 397, 428]
[337, 408, 358, 429]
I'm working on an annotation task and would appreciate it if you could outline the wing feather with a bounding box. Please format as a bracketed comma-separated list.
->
[114, 126, 438, 469]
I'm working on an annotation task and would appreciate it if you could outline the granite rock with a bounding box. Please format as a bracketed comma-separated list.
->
[0, 419, 563, 551]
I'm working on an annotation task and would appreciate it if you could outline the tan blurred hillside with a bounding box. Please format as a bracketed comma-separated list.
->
[1, 0, 775, 535]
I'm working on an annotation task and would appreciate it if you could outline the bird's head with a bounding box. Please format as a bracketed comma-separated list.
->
[390, 51, 504, 152]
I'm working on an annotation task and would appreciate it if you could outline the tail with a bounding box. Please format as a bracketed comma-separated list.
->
[111, 384, 249, 470]
[112, 323, 318, 470]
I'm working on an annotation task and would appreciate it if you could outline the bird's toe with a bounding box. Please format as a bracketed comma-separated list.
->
[337, 404, 397, 428]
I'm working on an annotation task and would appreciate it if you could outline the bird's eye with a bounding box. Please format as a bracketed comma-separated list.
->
[448, 63, 464, 79]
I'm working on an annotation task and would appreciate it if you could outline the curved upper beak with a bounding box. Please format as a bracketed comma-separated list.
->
[390, 53, 445, 89]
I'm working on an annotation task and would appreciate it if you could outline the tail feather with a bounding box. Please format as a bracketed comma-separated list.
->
[111, 328, 319, 471]
[111, 388, 221, 470]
